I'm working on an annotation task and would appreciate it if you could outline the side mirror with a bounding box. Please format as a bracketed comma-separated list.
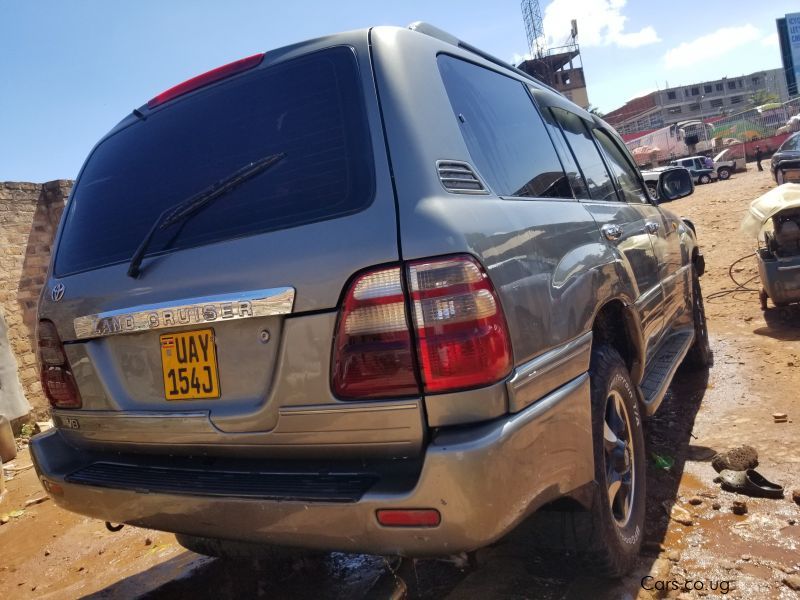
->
[657, 167, 694, 202]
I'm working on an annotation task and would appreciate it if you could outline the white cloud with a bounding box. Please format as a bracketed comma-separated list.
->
[540, 0, 660, 50]
[511, 52, 533, 64]
[615, 26, 660, 48]
[761, 32, 779, 47]
[663, 24, 761, 70]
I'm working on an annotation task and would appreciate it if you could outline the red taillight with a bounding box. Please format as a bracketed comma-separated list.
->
[146, 52, 265, 108]
[37, 319, 82, 409]
[408, 256, 512, 392]
[332, 255, 512, 399]
[376, 509, 441, 527]
[332, 267, 420, 399]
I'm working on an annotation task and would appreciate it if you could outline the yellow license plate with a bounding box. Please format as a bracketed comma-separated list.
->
[160, 329, 220, 400]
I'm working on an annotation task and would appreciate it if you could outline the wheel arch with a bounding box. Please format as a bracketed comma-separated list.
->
[590, 299, 645, 385]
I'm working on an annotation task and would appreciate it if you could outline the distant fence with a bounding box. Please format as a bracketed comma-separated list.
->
[709, 97, 800, 161]
[627, 97, 800, 167]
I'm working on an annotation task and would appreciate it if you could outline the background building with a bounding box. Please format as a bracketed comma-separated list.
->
[517, 50, 588, 109]
[777, 12, 800, 97]
[605, 69, 788, 137]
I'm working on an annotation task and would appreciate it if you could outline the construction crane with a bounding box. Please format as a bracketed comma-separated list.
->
[518, 0, 589, 109]
[521, 0, 547, 60]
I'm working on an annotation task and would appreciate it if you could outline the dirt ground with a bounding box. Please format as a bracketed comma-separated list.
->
[1, 165, 799, 599]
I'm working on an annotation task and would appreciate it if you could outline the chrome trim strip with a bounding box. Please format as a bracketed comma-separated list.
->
[73, 287, 295, 339]
[507, 331, 592, 412]
[634, 282, 662, 308]
[51, 410, 217, 442]
[52, 399, 424, 456]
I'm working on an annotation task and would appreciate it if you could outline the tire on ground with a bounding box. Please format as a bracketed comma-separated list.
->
[684, 266, 713, 369]
[580, 344, 646, 578]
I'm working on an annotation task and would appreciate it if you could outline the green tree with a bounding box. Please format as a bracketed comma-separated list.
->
[748, 90, 779, 108]
[587, 104, 605, 117]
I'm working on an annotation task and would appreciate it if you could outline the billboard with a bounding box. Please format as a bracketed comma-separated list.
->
[788, 13, 800, 93]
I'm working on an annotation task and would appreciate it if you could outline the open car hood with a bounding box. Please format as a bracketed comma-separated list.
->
[741, 183, 800, 239]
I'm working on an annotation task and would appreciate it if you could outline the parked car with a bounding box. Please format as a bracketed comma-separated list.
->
[30, 22, 708, 578]
[712, 149, 745, 180]
[641, 165, 695, 201]
[776, 115, 800, 136]
[771, 132, 800, 184]
[669, 156, 718, 184]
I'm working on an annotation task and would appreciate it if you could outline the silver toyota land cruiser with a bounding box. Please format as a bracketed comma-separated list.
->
[31, 22, 708, 577]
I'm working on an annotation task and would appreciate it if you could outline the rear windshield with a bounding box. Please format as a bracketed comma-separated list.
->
[55, 46, 374, 276]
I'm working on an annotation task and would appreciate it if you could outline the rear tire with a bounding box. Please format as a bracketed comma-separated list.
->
[582, 344, 645, 578]
[699, 174, 711, 184]
[777, 170, 785, 185]
[685, 267, 713, 369]
[645, 182, 658, 201]
[717, 167, 731, 180]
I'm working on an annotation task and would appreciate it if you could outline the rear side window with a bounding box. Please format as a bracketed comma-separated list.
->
[437, 55, 572, 200]
[538, 102, 590, 199]
[593, 129, 648, 204]
[551, 108, 618, 202]
[56, 46, 374, 276]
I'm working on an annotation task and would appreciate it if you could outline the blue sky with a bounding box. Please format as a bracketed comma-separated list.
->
[2, 0, 797, 182]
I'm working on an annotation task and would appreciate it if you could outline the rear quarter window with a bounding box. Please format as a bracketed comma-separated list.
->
[55, 46, 374, 277]
[437, 55, 572, 200]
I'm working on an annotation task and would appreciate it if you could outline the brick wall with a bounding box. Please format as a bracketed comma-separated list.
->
[0, 180, 72, 419]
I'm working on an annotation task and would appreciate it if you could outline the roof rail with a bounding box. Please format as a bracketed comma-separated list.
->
[407, 21, 563, 97]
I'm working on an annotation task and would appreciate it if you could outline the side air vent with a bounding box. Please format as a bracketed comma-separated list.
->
[436, 160, 489, 195]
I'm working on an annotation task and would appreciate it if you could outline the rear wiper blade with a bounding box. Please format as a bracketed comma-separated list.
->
[127, 152, 286, 278]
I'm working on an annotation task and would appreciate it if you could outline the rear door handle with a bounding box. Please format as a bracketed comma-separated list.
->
[645, 221, 660, 234]
[601, 224, 623, 241]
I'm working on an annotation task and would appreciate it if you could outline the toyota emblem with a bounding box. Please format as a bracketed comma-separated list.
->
[51, 282, 65, 302]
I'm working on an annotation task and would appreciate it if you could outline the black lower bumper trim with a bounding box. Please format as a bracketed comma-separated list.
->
[66, 462, 378, 502]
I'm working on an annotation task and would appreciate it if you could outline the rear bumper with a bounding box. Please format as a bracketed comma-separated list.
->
[30, 374, 593, 556]
[758, 257, 800, 305]
[775, 161, 800, 183]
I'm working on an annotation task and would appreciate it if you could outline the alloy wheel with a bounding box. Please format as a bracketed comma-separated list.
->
[603, 390, 636, 528]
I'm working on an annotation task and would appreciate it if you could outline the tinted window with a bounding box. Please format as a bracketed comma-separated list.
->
[539, 104, 590, 199]
[437, 55, 572, 199]
[56, 47, 374, 276]
[593, 129, 648, 204]
[780, 134, 800, 151]
[552, 108, 618, 202]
